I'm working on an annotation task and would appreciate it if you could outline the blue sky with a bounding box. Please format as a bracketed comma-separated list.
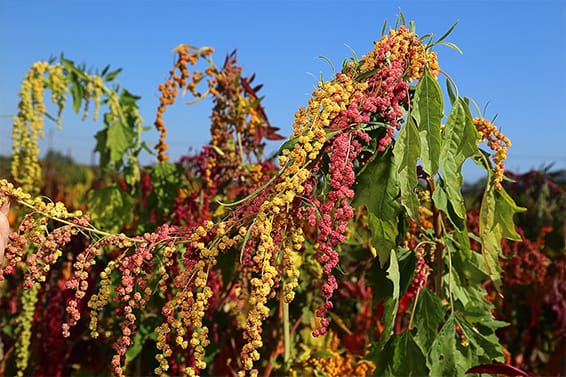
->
[1, 0, 565, 182]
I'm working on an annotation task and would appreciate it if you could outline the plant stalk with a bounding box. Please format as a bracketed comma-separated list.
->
[283, 301, 290, 364]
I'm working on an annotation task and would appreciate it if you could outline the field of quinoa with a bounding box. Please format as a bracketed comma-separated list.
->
[1, 15, 564, 377]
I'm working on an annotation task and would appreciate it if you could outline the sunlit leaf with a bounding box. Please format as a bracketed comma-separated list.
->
[106, 120, 135, 168]
[456, 315, 505, 362]
[394, 115, 421, 220]
[104, 67, 123, 82]
[87, 185, 135, 233]
[413, 287, 446, 353]
[149, 161, 186, 216]
[437, 40, 463, 54]
[435, 21, 459, 44]
[437, 98, 479, 228]
[413, 67, 443, 176]
[427, 315, 458, 376]
[375, 250, 400, 352]
[479, 183, 525, 288]
[353, 149, 401, 265]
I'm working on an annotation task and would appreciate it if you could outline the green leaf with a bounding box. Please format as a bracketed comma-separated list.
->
[413, 68, 443, 176]
[479, 183, 525, 289]
[463, 301, 509, 331]
[456, 315, 505, 362]
[450, 237, 488, 285]
[119, 88, 141, 106]
[408, 20, 416, 34]
[435, 20, 459, 44]
[69, 80, 85, 114]
[427, 315, 458, 376]
[100, 64, 110, 77]
[445, 78, 457, 106]
[353, 149, 401, 265]
[104, 67, 123, 82]
[432, 177, 465, 231]
[437, 40, 463, 54]
[94, 129, 110, 169]
[397, 248, 417, 295]
[60, 57, 88, 80]
[87, 185, 135, 233]
[375, 250, 400, 352]
[494, 187, 526, 241]
[149, 161, 186, 216]
[438, 98, 479, 228]
[446, 265, 493, 315]
[318, 55, 335, 73]
[371, 331, 427, 377]
[413, 287, 446, 353]
[106, 120, 135, 168]
[393, 115, 421, 220]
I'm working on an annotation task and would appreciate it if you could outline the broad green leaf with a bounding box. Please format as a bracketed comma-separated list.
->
[375, 250, 400, 352]
[119, 88, 141, 106]
[456, 315, 505, 362]
[372, 331, 427, 377]
[69, 80, 85, 114]
[366, 258, 394, 303]
[494, 187, 526, 241]
[106, 120, 135, 167]
[94, 129, 110, 170]
[427, 315, 458, 376]
[413, 68, 443, 176]
[393, 115, 420, 220]
[438, 98, 479, 227]
[478, 175, 499, 276]
[456, 342, 474, 376]
[479, 183, 525, 289]
[463, 301, 509, 330]
[431, 176, 448, 210]
[450, 238, 489, 285]
[413, 287, 446, 353]
[87, 185, 135, 233]
[432, 177, 465, 230]
[397, 248, 417, 295]
[453, 222, 473, 259]
[353, 150, 401, 265]
[149, 161, 186, 216]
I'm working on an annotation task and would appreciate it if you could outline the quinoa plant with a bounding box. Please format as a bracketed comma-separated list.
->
[0, 15, 529, 377]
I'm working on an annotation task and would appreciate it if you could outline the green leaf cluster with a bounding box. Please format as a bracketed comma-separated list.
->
[355, 59, 523, 375]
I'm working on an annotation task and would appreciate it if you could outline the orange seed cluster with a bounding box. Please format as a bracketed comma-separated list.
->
[473, 117, 511, 190]
[154, 45, 215, 163]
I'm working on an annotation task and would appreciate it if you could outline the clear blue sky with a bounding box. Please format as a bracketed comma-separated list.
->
[1, 1, 565, 183]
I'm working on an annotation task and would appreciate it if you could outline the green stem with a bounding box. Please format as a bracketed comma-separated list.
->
[16, 198, 137, 241]
[425, 174, 445, 298]
[217, 163, 287, 207]
[283, 300, 290, 364]
[408, 286, 421, 330]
